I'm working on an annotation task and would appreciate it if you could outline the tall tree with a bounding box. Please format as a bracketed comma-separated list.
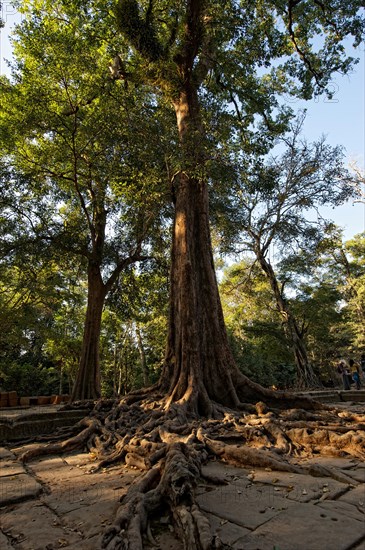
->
[114, 0, 364, 412]
[318, 229, 365, 351]
[1, 3, 170, 400]
[222, 115, 355, 388]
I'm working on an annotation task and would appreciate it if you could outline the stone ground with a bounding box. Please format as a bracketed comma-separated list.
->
[0, 402, 364, 550]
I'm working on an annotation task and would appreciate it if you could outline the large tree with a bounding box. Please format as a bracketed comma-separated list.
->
[0, 3, 170, 400]
[112, 0, 364, 412]
[222, 115, 355, 388]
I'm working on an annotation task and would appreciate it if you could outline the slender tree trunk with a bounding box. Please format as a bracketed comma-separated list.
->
[257, 252, 318, 388]
[71, 264, 107, 401]
[136, 325, 149, 386]
[59, 364, 63, 396]
[113, 341, 118, 397]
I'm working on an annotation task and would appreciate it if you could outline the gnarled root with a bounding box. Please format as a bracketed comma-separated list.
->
[21, 417, 102, 463]
[13, 393, 365, 549]
[102, 442, 216, 549]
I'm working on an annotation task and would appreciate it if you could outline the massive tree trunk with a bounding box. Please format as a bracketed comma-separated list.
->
[71, 263, 107, 401]
[115, 0, 316, 414]
[160, 171, 240, 415]
[257, 251, 319, 388]
[158, 87, 275, 414]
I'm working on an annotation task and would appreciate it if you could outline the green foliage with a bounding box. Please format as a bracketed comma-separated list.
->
[0, 0, 364, 395]
[220, 260, 296, 387]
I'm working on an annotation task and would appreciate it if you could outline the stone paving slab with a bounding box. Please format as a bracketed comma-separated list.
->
[0, 501, 82, 549]
[0, 448, 16, 460]
[0, 461, 26, 477]
[317, 499, 365, 522]
[0, 531, 13, 550]
[205, 512, 250, 546]
[338, 484, 365, 508]
[233, 501, 365, 550]
[250, 469, 347, 503]
[342, 468, 365, 483]
[196, 482, 297, 530]
[0, 473, 42, 506]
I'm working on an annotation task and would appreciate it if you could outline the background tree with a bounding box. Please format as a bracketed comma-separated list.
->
[222, 116, 356, 387]
[1, 2, 172, 399]
[317, 229, 365, 352]
[220, 259, 296, 388]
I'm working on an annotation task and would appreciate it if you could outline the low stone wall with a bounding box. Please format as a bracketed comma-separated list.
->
[297, 389, 365, 403]
[0, 392, 69, 408]
[0, 408, 88, 443]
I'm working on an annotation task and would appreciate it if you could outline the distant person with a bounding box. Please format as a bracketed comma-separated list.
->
[349, 358, 361, 390]
[337, 360, 351, 390]
[360, 353, 365, 373]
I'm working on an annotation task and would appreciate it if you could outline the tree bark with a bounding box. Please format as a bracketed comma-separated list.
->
[159, 88, 242, 415]
[71, 263, 107, 401]
[136, 325, 149, 386]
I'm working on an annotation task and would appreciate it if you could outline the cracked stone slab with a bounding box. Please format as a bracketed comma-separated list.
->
[0, 448, 16, 461]
[0, 461, 26, 477]
[232, 501, 365, 550]
[41, 468, 137, 515]
[317, 499, 365, 522]
[250, 469, 347, 503]
[0, 531, 13, 549]
[196, 482, 297, 530]
[340, 468, 365, 483]
[0, 501, 81, 549]
[0, 473, 42, 505]
[205, 512, 250, 546]
[338, 484, 365, 509]
[28, 456, 78, 483]
[62, 500, 120, 538]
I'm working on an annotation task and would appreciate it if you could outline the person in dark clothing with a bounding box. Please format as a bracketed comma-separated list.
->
[337, 360, 351, 390]
[360, 353, 365, 373]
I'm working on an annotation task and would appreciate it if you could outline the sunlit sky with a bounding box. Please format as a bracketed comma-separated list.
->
[1, 2, 364, 241]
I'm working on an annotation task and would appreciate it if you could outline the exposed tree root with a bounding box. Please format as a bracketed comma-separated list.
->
[16, 393, 365, 549]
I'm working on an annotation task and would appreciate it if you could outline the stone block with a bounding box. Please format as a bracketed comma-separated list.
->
[37, 396, 51, 405]
[8, 398, 18, 407]
[0, 447, 16, 460]
[19, 397, 30, 406]
[0, 501, 81, 549]
[0, 473, 42, 505]
[233, 501, 365, 550]
[196, 482, 296, 530]
[0, 460, 26, 477]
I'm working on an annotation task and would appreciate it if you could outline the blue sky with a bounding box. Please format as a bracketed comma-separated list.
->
[1, 3, 364, 241]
